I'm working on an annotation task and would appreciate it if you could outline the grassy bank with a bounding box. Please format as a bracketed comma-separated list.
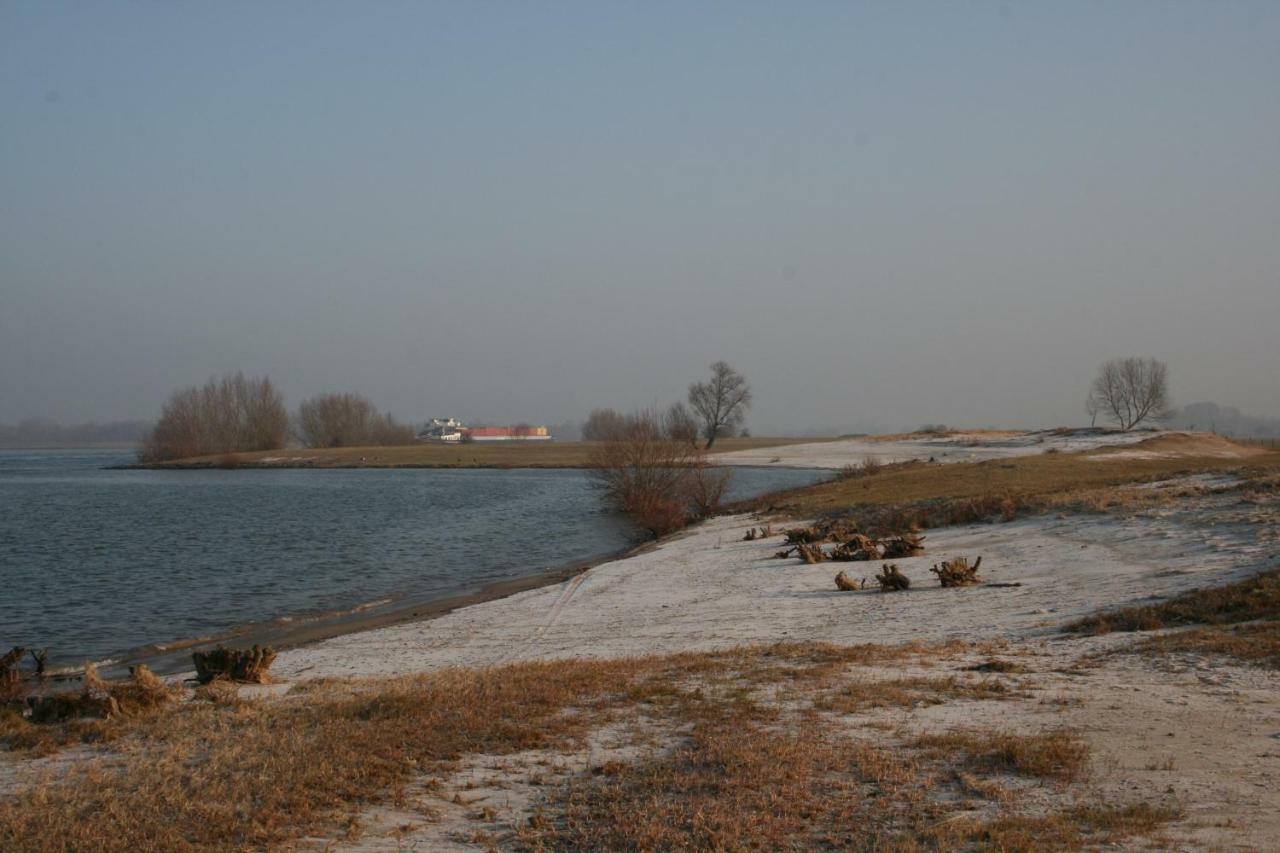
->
[128, 436, 832, 469]
[738, 444, 1280, 522]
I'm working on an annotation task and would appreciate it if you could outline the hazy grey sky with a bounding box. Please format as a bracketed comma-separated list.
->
[3, 2, 1278, 434]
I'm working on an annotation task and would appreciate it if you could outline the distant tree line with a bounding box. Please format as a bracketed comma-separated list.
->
[583, 361, 752, 450]
[138, 373, 416, 462]
[1161, 401, 1280, 438]
[0, 418, 152, 449]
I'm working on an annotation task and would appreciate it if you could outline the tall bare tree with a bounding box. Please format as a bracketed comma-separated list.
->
[687, 361, 752, 449]
[1086, 357, 1171, 431]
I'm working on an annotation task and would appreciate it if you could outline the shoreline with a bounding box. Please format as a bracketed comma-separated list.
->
[106, 539, 660, 680]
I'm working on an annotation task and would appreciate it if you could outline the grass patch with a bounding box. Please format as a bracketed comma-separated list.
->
[910, 729, 1090, 782]
[137, 436, 829, 469]
[1067, 569, 1280, 634]
[0, 642, 1176, 851]
[735, 447, 1280, 527]
[1067, 566, 1280, 669]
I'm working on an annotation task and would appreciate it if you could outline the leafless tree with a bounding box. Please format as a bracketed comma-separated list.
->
[295, 392, 413, 448]
[664, 401, 700, 446]
[139, 373, 288, 462]
[1086, 357, 1171, 431]
[587, 409, 732, 537]
[581, 407, 628, 441]
[687, 361, 752, 449]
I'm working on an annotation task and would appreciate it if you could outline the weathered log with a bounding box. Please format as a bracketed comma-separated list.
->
[930, 555, 983, 587]
[830, 533, 880, 562]
[29, 649, 48, 678]
[774, 547, 796, 559]
[834, 571, 865, 591]
[743, 527, 758, 541]
[881, 533, 925, 559]
[875, 564, 911, 592]
[192, 645, 277, 684]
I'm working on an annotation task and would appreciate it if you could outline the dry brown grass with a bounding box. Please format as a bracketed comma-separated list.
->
[1067, 567, 1280, 669]
[910, 729, 1090, 783]
[736, 445, 1280, 535]
[1067, 568, 1279, 634]
[0, 642, 1176, 852]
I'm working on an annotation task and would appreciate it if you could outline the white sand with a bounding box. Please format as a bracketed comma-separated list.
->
[709, 428, 1179, 469]
[275, 480, 1274, 681]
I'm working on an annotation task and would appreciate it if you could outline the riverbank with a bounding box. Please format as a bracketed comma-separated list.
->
[5, 438, 1279, 850]
[114, 435, 833, 470]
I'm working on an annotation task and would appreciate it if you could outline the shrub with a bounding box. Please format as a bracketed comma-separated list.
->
[588, 409, 733, 537]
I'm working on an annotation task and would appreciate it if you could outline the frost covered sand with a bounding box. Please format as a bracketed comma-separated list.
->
[275, 478, 1274, 680]
[708, 427, 1253, 469]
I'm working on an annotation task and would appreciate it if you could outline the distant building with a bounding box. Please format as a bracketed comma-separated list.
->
[467, 425, 552, 442]
[416, 419, 553, 442]
[417, 417, 466, 443]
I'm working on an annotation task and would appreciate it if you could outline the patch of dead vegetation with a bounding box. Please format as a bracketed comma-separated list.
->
[0, 641, 1178, 852]
[1066, 567, 1280, 669]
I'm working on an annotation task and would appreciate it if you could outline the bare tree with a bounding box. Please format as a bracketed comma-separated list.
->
[295, 392, 414, 448]
[581, 407, 628, 441]
[139, 373, 288, 462]
[587, 409, 732, 538]
[1086, 357, 1171, 431]
[687, 361, 752, 449]
[664, 401, 700, 446]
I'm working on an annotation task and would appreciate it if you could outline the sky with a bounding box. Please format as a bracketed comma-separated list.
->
[2, 1, 1278, 435]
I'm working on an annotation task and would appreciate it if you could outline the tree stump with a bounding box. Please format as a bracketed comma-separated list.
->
[834, 571, 864, 591]
[192, 645, 278, 684]
[930, 556, 983, 587]
[876, 564, 911, 591]
[881, 533, 925, 559]
[797, 543, 826, 564]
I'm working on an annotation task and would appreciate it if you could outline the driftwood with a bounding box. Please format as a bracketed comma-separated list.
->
[192, 645, 277, 684]
[834, 571, 865, 591]
[784, 526, 826, 544]
[881, 533, 925, 559]
[875, 564, 911, 592]
[830, 534, 881, 562]
[796, 543, 826, 564]
[29, 649, 48, 678]
[774, 548, 796, 559]
[930, 556, 983, 587]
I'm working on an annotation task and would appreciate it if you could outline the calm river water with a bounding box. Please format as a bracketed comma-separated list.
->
[0, 450, 824, 670]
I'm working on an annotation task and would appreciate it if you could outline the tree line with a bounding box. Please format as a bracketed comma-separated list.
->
[138, 373, 414, 462]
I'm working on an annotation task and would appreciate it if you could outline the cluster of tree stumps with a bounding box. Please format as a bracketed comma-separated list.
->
[749, 521, 1020, 594]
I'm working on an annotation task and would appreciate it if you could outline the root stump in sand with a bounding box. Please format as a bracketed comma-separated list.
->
[880, 533, 925, 559]
[797, 543, 826, 564]
[834, 571, 865, 591]
[876, 564, 911, 591]
[0, 647, 24, 691]
[930, 556, 983, 587]
[830, 534, 881, 562]
[192, 645, 278, 684]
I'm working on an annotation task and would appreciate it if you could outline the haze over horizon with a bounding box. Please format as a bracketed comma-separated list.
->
[3, 2, 1278, 436]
